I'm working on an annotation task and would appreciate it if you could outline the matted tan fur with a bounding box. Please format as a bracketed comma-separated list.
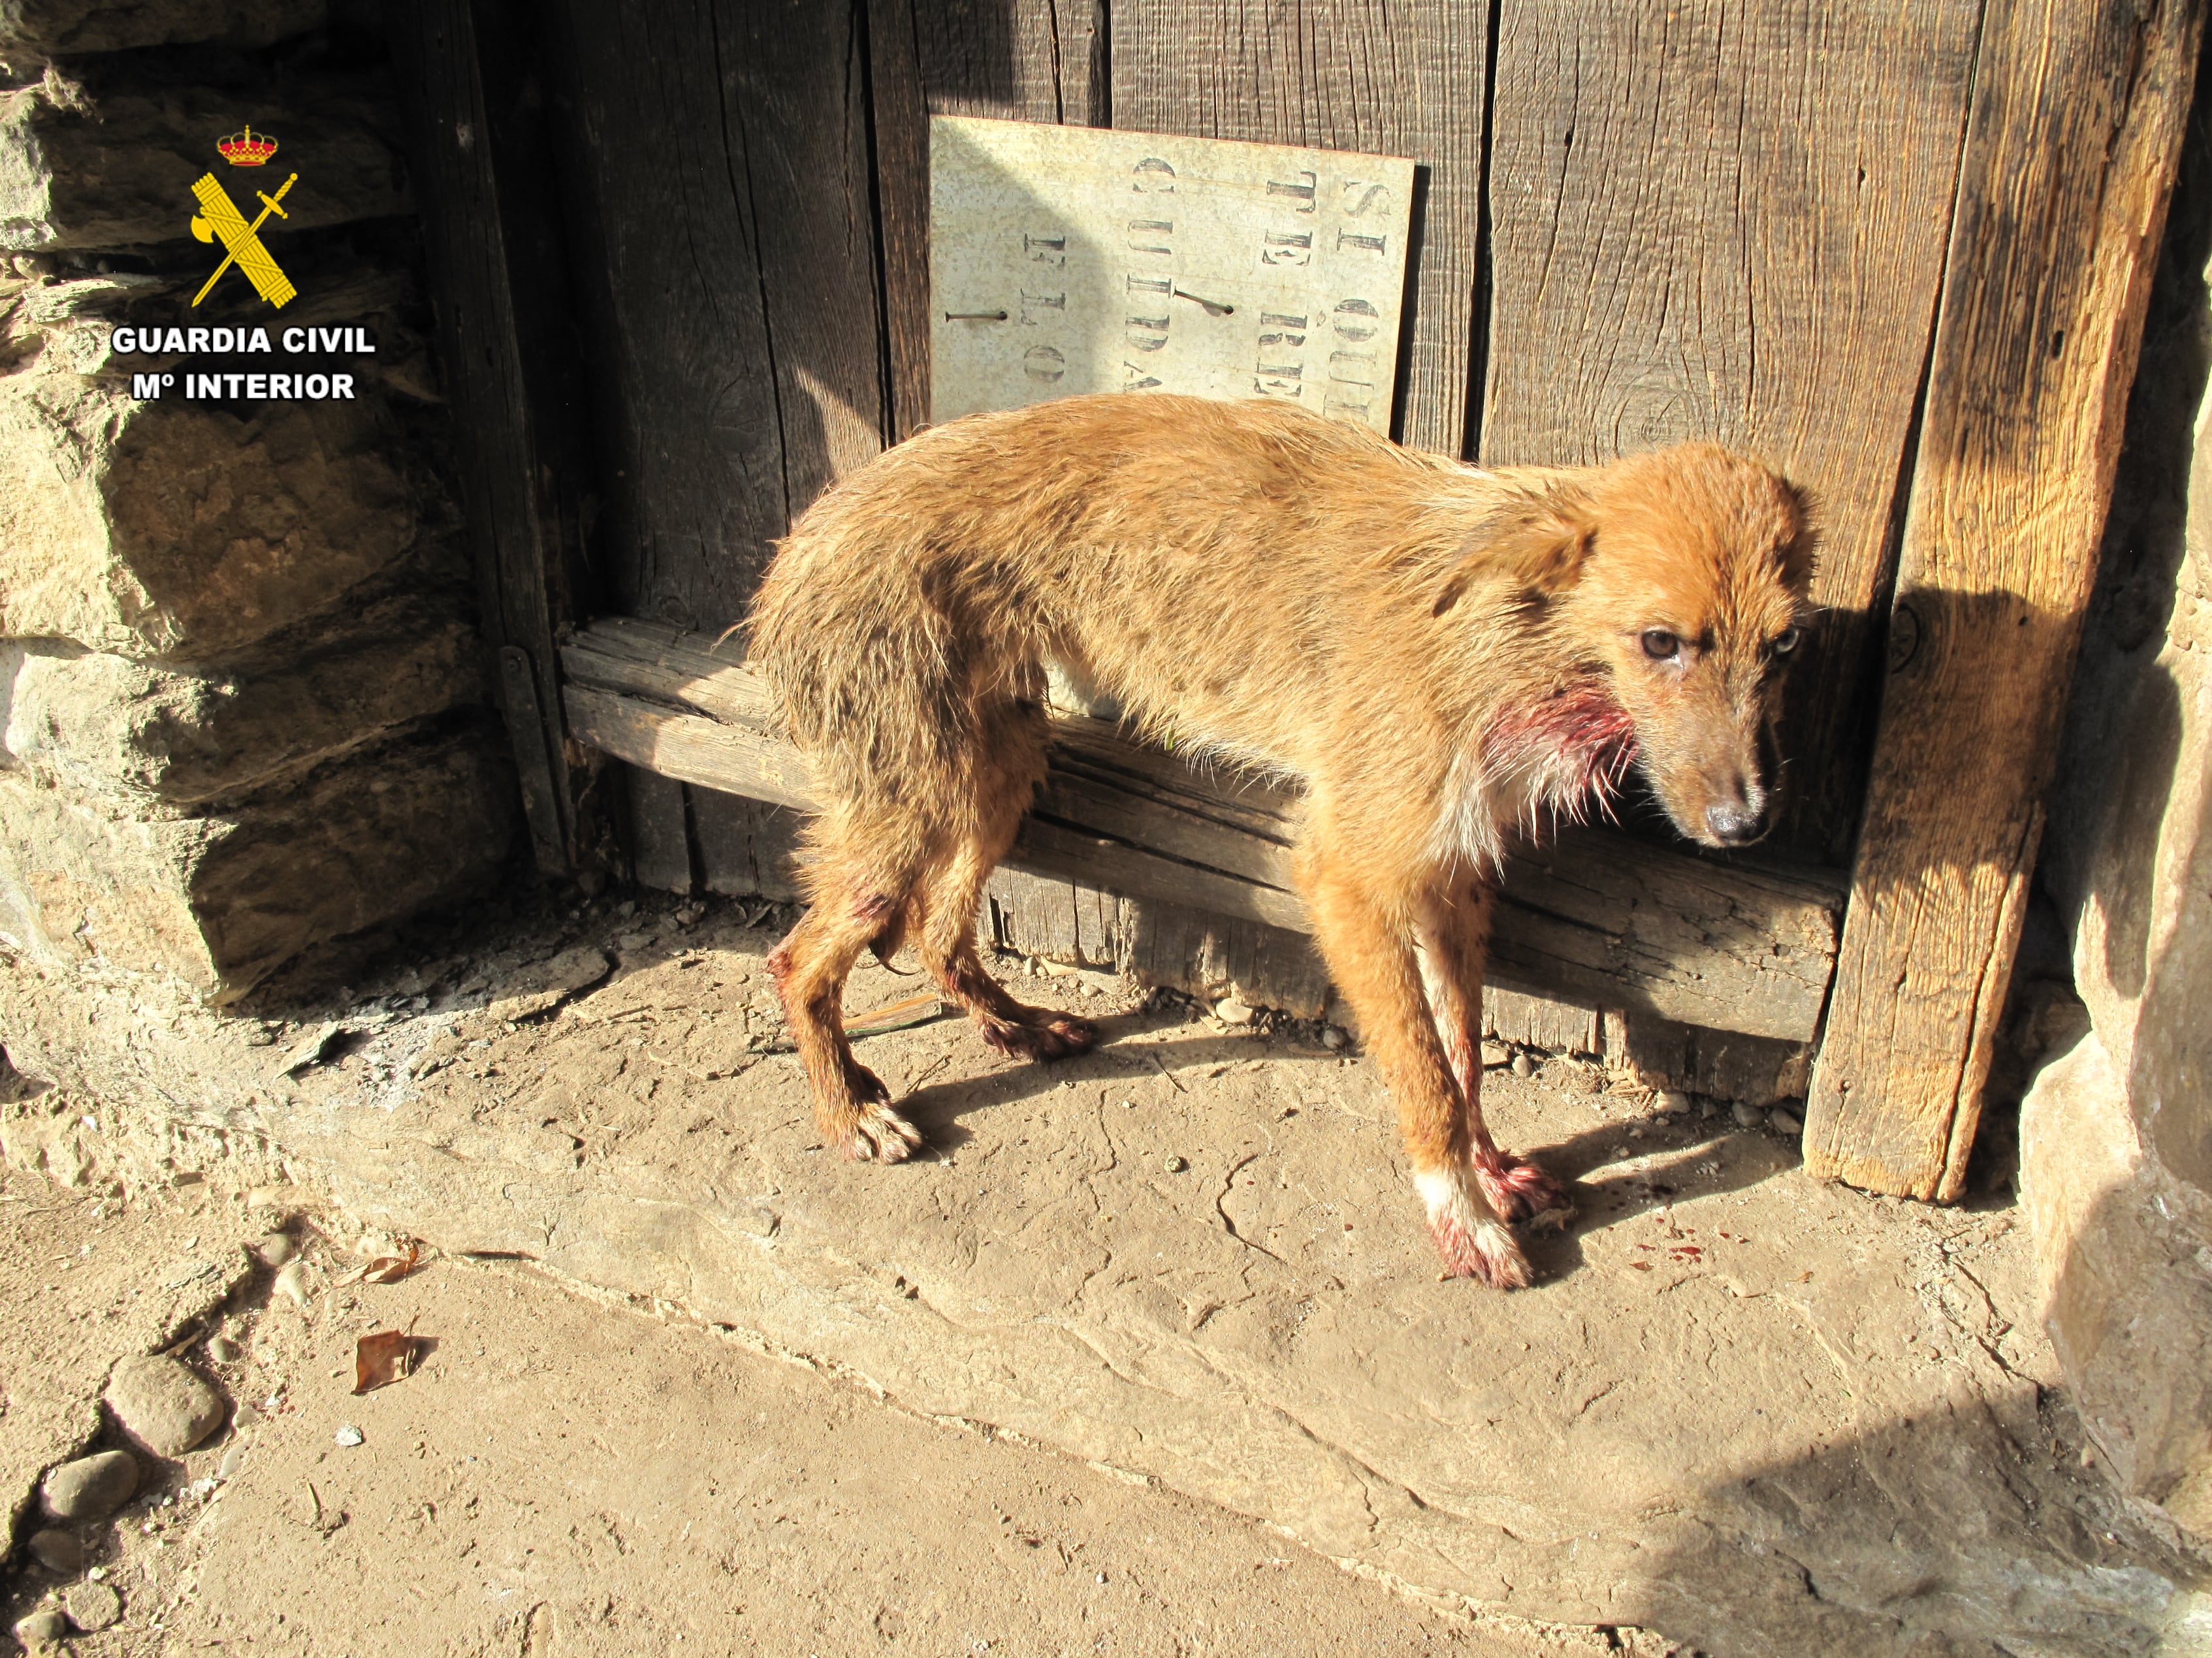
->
[750, 393, 1815, 1288]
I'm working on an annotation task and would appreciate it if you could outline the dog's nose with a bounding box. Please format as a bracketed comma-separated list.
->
[1705, 797, 1769, 845]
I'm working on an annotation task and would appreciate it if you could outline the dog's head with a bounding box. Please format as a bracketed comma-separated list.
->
[1459, 444, 1817, 849]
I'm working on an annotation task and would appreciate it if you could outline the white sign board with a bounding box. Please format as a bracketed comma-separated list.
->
[930, 116, 1415, 433]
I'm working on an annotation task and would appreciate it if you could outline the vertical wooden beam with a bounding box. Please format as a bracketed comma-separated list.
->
[387, 0, 604, 874]
[1804, 0, 2207, 1198]
[1110, 0, 1487, 457]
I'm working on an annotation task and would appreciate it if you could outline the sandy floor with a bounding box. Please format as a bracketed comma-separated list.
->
[0, 1167, 1628, 1656]
[5, 886, 2203, 1655]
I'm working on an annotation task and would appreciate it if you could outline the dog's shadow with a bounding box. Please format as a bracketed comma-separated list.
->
[882, 1016, 1798, 1283]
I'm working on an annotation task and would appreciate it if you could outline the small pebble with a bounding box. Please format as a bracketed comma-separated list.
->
[1700, 1098, 1719, 1119]
[1511, 1053, 1536, 1077]
[334, 1424, 364, 1447]
[274, 1261, 310, 1305]
[217, 1443, 246, 1481]
[64, 1580, 121, 1633]
[105, 1355, 226, 1457]
[1213, 996, 1253, 1025]
[207, 1335, 242, 1364]
[1732, 1100, 1767, 1131]
[257, 1233, 297, 1268]
[1770, 1109, 1804, 1136]
[1319, 1025, 1348, 1051]
[1656, 1089, 1692, 1115]
[25, 1529, 84, 1575]
[12, 1607, 66, 1649]
[40, 1450, 138, 1524]
[1164, 1156, 1189, 1173]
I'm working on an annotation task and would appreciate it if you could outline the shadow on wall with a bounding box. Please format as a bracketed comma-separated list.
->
[1625, 1367, 2212, 1656]
[530, 0, 1106, 635]
[2013, 23, 2212, 1555]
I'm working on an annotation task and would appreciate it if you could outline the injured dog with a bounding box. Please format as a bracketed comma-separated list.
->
[750, 393, 1815, 1288]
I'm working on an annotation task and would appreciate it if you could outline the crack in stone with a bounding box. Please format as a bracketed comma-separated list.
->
[1211, 1151, 1287, 1266]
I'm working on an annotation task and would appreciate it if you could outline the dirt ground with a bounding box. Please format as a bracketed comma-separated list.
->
[0, 1163, 1624, 1657]
[5, 885, 2206, 1655]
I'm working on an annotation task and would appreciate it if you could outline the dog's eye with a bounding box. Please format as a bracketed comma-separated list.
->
[1640, 630, 1680, 660]
[1769, 626, 1803, 657]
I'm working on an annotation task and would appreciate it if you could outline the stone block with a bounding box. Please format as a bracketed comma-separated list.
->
[103, 1352, 223, 1456]
[2020, 1024, 2212, 1537]
[0, 287, 423, 659]
[2, 588, 489, 803]
[0, 724, 515, 997]
[0, 1, 327, 57]
[0, 69, 402, 251]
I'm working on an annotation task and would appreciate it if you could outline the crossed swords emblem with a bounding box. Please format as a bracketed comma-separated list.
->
[189, 170, 298, 308]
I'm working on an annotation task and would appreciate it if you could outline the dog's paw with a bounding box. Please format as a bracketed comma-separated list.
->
[979, 1010, 1098, 1062]
[842, 1059, 893, 1107]
[821, 1064, 921, 1162]
[1474, 1153, 1574, 1226]
[844, 1099, 923, 1163]
[1414, 1169, 1532, 1290]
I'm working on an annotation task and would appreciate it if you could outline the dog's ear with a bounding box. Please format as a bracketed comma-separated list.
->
[1434, 492, 1596, 616]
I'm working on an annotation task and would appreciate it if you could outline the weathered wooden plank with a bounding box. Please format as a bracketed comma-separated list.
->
[1489, 989, 1601, 1058]
[560, 618, 1844, 1040]
[1481, 0, 1983, 863]
[870, 0, 1104, 439]
[1111, 0, 1486, 456]
[1121, 900, 1336, 1020]
[1804, 0, 2208, 1199]
[536, 0, 890, 885]
[1016, 817, 1311, 932]
[542, 0, 887, 628]
[563, 682, 818, 813]
[556, 616, 775, 725]
[622, 769, 694, 894]
[387, 0, 603, 872]
[985, 867, 1125, 966]
[691, 789, 807, 901]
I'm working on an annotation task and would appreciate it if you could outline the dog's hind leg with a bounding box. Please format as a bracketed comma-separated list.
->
[914, 705, 1097, 1062]
[1302, 842, 1529, 1289]
[770, 818, 927, 1162]
[1415, 878, 1573, 1227]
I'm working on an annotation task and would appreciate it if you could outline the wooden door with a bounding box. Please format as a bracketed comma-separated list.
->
[391, 0, 2203, 1196]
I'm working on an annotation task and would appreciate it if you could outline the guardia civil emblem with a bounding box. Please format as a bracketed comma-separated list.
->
[190, 125, 298, 309]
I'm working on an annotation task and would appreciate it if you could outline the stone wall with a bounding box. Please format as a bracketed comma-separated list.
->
[2024, 73, 2212, 1543]
[0, 2, 515, 1004]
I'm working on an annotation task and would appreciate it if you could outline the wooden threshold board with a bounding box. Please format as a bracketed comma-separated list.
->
[563, 617, 1846, 1044]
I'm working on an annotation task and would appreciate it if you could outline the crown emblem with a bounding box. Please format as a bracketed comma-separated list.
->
[216, 124, 278, 167]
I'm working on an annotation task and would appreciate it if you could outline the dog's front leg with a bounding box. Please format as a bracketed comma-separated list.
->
[1415, 880, 1573, 1228]
[1303, 854, 1530, 1289]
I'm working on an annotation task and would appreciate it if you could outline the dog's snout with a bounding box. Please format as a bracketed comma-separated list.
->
[1705, 780, 1771, 846]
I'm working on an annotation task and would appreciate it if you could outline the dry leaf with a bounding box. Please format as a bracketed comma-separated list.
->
[362, 1243, 424, 1284]
[339, 1241, 425, 1286]
[353, 1330, 417, 1394]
